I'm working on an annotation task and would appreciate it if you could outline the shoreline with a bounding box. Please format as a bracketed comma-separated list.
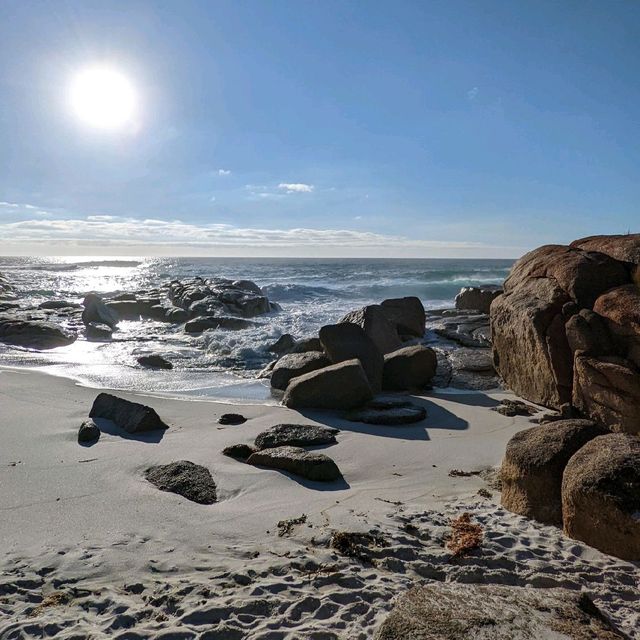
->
[1, 368, 638, 637]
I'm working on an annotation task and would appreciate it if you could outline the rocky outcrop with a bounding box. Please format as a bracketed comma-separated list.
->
[319, 323, 383, 392]
[85, 322, 113, 340]
[270, 351, 330, 391]
[254, 424, 339, 449]
[379, 296, 425, 338]
[382, 345, 437, 391]
[145, 461, 217, 504]
[491, 236, 640, 432]
[282, 359, 373, 410]
[501, 419, 606, 525]
[0, 318, 76, 349]
[89, 393, 169, 433]
[184, 316, 256, 333]
[247, 446, 342, 481]
[137, 354, 173, 370]
[375, 583, 625, 640]
[340, 305, 401, 354]
[82, 293, 119, 329]
[562, 433, 640, 560]
[455, 285, 502, 314]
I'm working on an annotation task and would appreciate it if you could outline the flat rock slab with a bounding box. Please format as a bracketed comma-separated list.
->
[89, 392, 169, 434]
[145, 461, 217, 504]
[375, 583, 625, 639]
[346, 400, 427, 425]
[247, 446, 342, 482]
[254, 424, 339, 449]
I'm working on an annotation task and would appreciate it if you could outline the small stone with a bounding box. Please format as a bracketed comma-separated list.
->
[78, 419, 100, 443]
[137, 354, 173, 369]
[145, 461, 217, 504]
[218, 413, 247, 425]
[222, 443, 257, 461]
[254, 424, 339, 450]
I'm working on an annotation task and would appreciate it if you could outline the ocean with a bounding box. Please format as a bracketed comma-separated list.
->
[0, 256, 513, 402]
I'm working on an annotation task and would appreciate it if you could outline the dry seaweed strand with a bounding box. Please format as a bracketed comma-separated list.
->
[446, 512, 483, 557]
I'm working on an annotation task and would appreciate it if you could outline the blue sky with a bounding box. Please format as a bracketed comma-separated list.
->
[0, 0, 638, 257]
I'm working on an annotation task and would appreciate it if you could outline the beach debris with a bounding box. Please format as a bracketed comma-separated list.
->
[29, 591, 71, 617]
[89, 392, 169, 434]
[492, 399, 538, 417]
[0, 318, 77, 350]
[277, 514, 307, 537]
[382, 345, 438, 391]
[562, 433, 640, 561]
[501, 419, 606, 525]
[77, 419, 100, 444]
[137, 354, 173, 370]
[254, 424, 339, 450]
[446, 512, 482, 557]
[330, 530, 387, 564]
[270, 351, 330, 390]
[346, 399, 426, 425]
[247, 446, 342, 482]
[375, 584, 625, 640]
[477, 488, 492, 499]
[283, 359, 373, 410]
[319, 322, 384, 392]
[222, 443, 257, 461]
[218, 413, 247, 425]
[448, 469, 481, 478]
[145, 461, 217, 505]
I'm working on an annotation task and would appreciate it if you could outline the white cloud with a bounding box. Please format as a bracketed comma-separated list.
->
[278, 183, 314, 193]
[218, 169, 231, 176]
[467, 87, 479, 101]
[0, 201, 20, 208]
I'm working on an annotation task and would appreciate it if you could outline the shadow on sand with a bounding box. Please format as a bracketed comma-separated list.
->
[88, 417, 166, 444]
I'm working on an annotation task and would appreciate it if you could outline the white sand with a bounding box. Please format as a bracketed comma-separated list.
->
[1, 367, 638, 638]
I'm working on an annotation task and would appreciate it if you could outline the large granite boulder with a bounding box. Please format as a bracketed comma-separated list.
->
[82, 293, 119, 329]
[562, 433, 640, 560]
[380, 296, 425, 338]
[319, 322, 384, 391]
[254, 423, 339, 449]
[282, 359, 373, 410]
[572, 354, 640, 435]
[454, 285, 502, 314]
[501, 419, 606, 525]
[340, 305, 401, 354]
[89, 393, 169, 433]
[570, 233, 640, 265]
[382, 345, 438, 391]
[0, 318, 76, 349]
[375, 583, 624, 640]
[247, 446, 342, 481]
[565, 309, 615, 356]
[145, 461, 217, 504]
[270, 351, 331, 391]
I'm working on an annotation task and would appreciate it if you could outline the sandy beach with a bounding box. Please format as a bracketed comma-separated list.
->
[1, 367, 638, 638]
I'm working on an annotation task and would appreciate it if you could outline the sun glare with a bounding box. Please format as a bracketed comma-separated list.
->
[69, 66, 137, 130]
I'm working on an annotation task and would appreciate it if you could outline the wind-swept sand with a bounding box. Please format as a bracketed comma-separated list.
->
[1, 368, 638, 638]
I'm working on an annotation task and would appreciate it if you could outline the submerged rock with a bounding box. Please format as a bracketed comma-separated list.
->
[254, 424, 339, 449]
[145, 461, 217, 504]
[0, 318, 76, 350]
[78, 419, 100, 443]
[247, 446, 342, 482]
[137, 354, 173, 370]
[89, 392, 169, 433]
[375, 583, 625, 639]
[184, 316, 256, 333]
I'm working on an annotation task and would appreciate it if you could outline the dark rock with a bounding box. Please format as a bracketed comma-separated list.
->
[270, 352, 331, 391]
[382, 345, 437, 391]
[247, 446, 342, 481]
[501, 419, 606, 525]
[375, 583, 625, 640]
[78, 419, 100, 443]
[319, 322, 384, 392]
[105, 300, 142, 320]
[448, 347, 494, 372]
[112, 293, 137, 301]
[290, 336, 323, 353]
[491, 399, 538, 417]
[137, 354, 173, 370]
[282, 359, 373, 410]
[340, 305, 401, 354]
[218, 413, 247, 425]
[184, 316, 256, 333]
[145, 461, 217, 504]
[562, 433, 640, 560]
[380, 297, 426, 338]
[222, 443, 257, 461]
[38, 300, 79, 310]
[267, 334, 297, 355]
[254, 424, 339, 449]
[82, 293, 118, 329]
[89, 393, 169, 433]
[346, 400, 427, 425]
[0, 318, 76, 349]
[166, 307, 190, 323]
[85, 322, 113, 340]
[455, 285, 502, 314]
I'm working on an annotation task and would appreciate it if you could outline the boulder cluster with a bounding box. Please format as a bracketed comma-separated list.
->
[264, 297, 438, 409]
[491, 234, 640, 434]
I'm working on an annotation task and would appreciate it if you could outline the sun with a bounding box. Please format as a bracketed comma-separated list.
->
[69, 66, 138, 130]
